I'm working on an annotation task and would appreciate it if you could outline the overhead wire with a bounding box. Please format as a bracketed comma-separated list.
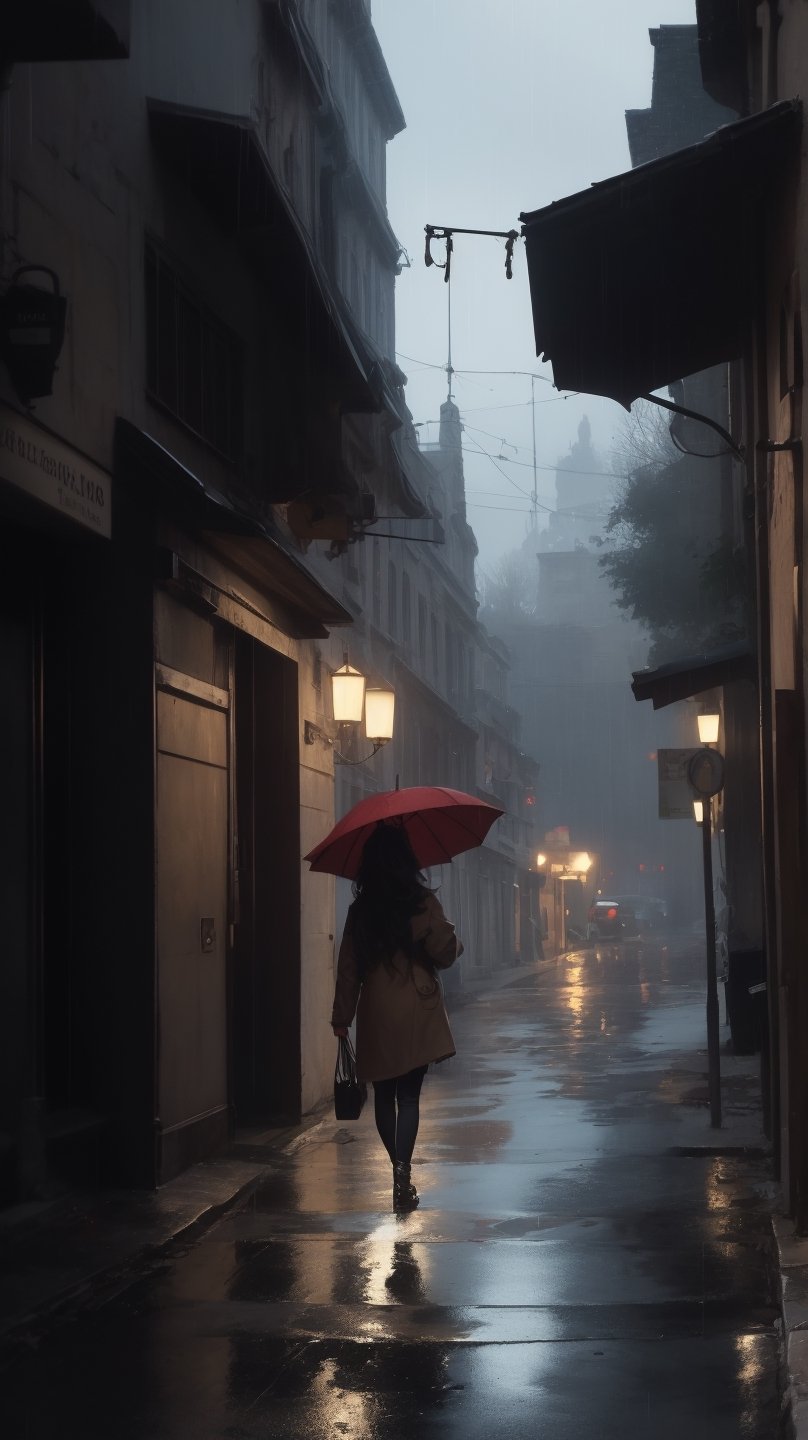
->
[461, 443, 623, 482]
[417, 416, 624, 480]
[395, 350, 558, 386]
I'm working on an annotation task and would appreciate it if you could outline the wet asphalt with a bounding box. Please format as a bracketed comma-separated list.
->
[2, 938, 781, 1438]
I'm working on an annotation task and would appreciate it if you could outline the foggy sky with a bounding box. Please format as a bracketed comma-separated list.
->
[373, 0, 697, 581]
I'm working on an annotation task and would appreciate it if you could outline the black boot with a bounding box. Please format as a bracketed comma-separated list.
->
[393, 1161, 419, 1213]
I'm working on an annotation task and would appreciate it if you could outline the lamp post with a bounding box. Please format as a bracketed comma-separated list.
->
[689, 745, 725, 1129]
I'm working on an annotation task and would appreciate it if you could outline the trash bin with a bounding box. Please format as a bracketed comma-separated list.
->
[724, 949, 766, 1055]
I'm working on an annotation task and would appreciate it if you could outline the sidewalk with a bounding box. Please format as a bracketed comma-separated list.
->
[0, 940, 787, 1438]
[0, 957, 544, 1343]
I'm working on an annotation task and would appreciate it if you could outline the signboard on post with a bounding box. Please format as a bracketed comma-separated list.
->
[657, 748, 700, 819]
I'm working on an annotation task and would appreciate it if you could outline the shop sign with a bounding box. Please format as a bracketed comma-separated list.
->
[0, 404, 111, 537]
[657, 747, 700, 819]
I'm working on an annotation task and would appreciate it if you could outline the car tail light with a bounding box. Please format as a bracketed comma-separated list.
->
[606, 907, 618, 920]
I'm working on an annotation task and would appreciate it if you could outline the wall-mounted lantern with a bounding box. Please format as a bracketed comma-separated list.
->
[305, 655, 395, 765]
[697, 712, 720, 745]
[0, 267, 67, 402]
[331, 662, 366, 723]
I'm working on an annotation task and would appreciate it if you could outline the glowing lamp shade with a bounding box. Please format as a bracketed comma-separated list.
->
[331, 663, 366, 723]
[536, 852, 547, 867]
[693, 800, 704, 823]
[571, 851, 592, 873]
[697, 712, 720, 745]
[364, 687, 395, 743]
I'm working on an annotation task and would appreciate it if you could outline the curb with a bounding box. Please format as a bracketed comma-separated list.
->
[773, 1214, 808, 1438]
[447, 955, 562, 1008]
[0, 1106, 330, 1351]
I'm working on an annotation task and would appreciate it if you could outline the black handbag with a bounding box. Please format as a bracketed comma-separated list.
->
[334, 1034, 367, 1120]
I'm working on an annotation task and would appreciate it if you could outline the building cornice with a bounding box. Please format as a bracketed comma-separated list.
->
[337, 0, 406, 138]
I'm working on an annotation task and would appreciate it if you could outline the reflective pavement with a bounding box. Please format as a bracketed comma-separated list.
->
[1, 939, 780, 1438]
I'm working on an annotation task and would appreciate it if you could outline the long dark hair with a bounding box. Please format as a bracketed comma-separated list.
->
[351, 823, 432, 978]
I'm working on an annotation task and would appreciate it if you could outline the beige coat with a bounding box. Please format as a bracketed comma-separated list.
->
[331, 892, 462, 1083]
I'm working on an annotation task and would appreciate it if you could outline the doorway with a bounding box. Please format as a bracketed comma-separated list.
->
[232, 634, 301, 1124]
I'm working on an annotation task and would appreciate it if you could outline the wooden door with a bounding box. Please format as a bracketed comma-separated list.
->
[156, 685, 229, 1179]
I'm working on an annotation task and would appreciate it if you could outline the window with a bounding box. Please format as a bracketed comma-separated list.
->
[372, 540, 381, 625]
[350, 252, 361, 315]
[402, 572, 411, 646]
[144, 241, 243, 461]
[418, 595, 427, 661]
[388, 561, 398, 635]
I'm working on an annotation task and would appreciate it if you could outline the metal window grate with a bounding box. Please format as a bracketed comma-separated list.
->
[145, 241, 243, 462]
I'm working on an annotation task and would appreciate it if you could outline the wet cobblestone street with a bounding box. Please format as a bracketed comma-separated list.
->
[1, 939, 781, 1438]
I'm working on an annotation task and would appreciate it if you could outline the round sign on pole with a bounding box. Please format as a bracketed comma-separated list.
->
[687, 747, 725, 798]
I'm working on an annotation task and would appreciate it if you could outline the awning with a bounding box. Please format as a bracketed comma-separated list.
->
[631, 641, 756, 709]
[147, 99, 378, 415]
[520, 101, 801, 407]
[4, 1, 129, 61]
[115, 420, 352, 636]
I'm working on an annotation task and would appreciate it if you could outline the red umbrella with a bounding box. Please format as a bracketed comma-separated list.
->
[304, 785, 504, 880]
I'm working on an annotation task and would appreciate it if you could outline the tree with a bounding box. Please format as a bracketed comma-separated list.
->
[599, 402, 748, 665]
[479, 548, 537, 621]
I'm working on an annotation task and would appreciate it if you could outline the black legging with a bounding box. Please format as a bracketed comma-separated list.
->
[373, 1065, 427, 1164]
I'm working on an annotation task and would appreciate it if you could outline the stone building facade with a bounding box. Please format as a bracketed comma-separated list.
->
[0, 0, 415, 1200]
[0, 0, 539, 1204]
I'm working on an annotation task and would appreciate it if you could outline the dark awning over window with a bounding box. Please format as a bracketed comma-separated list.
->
[116, 420, 352, 637]
[631, 642, 755, 709]
[5, 1, 129, 60]
[147, 99, 378, 415]
[520, 101, 800, 407]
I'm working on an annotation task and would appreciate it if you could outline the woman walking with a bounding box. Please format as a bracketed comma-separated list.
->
[331, 823, 462, 1213]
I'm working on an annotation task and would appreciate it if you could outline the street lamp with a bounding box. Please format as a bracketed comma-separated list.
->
[364, 687, 396, 745]
[688, 747, 726, 1130]
[697, 712, 720, 745]
[331, 662, 366, 723]
[0, 265, 67, 401]
[304, 656, 395, 764]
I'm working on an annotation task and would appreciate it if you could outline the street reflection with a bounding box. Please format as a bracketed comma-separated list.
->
[360, 1220, 430, 1306]
[309, 1356, 370, 1437]
[384, 1240, 427, 1303]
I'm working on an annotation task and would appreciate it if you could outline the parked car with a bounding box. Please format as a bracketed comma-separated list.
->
[586, 895, 668, 941]
[586, 898, 639, 941]
[613, 895, 668, 932]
